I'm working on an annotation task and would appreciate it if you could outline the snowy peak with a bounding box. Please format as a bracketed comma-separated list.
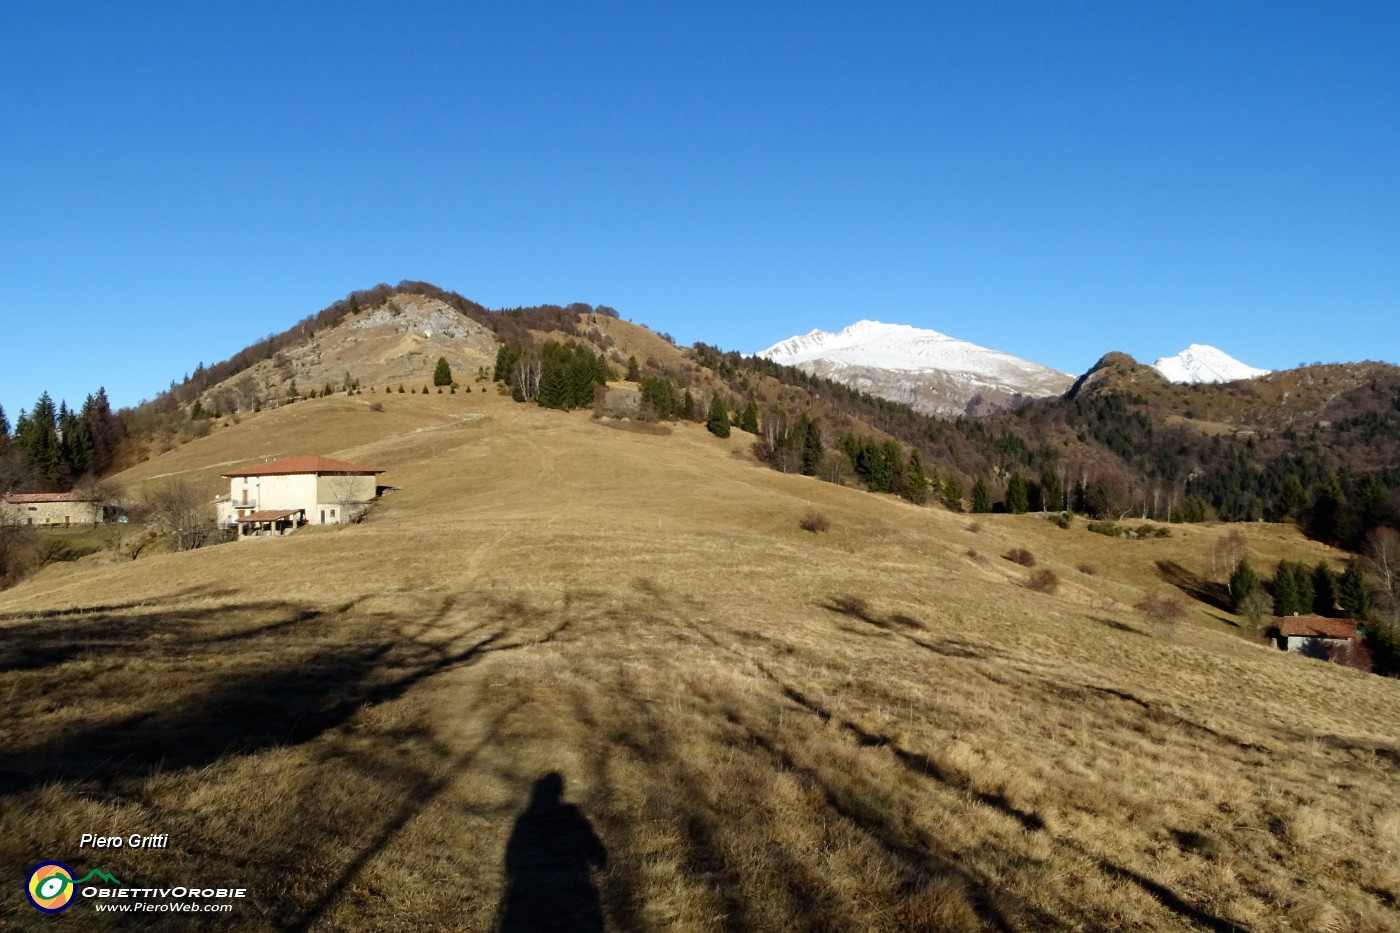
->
[758, 320, 1068, 381]
[1151, 344, 1270, 384]
[756, 320, 1073, 417]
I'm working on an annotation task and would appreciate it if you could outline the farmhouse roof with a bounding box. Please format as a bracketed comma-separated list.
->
[236, 509, 303, 522]
[2, 492, 92, 504]
[1277, 616, 1358, 640]
[222, 456, 383, 478]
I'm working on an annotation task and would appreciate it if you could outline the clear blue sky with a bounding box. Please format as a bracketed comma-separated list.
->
[2, 1, 1396, 415]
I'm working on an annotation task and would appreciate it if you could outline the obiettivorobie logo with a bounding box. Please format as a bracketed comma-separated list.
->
[26, 861, 121, 913]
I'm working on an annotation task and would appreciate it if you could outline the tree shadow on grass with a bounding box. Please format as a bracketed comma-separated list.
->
[1155, 560, 1231, 612]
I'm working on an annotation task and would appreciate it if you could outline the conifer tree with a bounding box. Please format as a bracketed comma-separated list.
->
[1312, 563, 1339, 616]
[1272, 561, 1313, 617]
[801, 418, 823, 476]
[1339, 558, 1372, 621]
[682, 389, 696, 422]
[0, 403, 9, 444]
[971, 477, 993, 514]
[433, 357, 453, 387]
[1039, 468, 1063, 513]
[738, 399, 759, 434]
[1006, 471, 1029, 514]
[706, 395, 730, 438]
[625, 355, 640, 381]
[905, 450, 930, 504]
[941, 476, 964, 512]
[1229, 558, 1259, 610]
[286, 380, 299, 400]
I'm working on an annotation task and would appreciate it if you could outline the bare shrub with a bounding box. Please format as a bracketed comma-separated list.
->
[1135, 593, 1188, 631]
[965, 548, 986, 564]
[1077, 563, 1097, 575]
[799, 510, 830, 533]
[369, 401, 384, 412]
[966, 521, 982, 533]
[1003, 548, 1036, 567]
[1027, 568, 1060, 594]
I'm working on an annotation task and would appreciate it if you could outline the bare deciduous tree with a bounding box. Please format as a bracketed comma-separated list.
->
[0, 513, 34, 584]
[1366, 526, 1400, 618]
[144, 479, 217, 551]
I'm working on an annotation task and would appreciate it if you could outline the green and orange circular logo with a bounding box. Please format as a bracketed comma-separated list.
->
[27, 861, 77, 913]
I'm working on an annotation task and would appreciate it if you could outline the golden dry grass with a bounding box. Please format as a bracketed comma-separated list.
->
[2, 393, 1398, 931]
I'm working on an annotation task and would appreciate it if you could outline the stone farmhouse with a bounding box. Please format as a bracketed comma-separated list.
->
[216, 456, 384, 538]
[0, 491, 103, 526]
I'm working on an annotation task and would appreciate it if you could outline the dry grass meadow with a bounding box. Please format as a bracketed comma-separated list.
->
[3, 390, 1399, 931]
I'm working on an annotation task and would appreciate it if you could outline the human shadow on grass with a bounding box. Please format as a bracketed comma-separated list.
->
[497, 772, 607, 933]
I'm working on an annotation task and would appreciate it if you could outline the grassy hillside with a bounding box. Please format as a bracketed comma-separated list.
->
[3, 392, 1398, 931]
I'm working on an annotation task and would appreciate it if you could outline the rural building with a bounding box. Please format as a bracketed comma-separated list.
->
[1273, 615, 1360, 658]
[0, 491, 103, 526]
[216, 456, 384, 538]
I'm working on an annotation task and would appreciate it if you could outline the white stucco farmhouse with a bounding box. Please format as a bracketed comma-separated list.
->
[216, 456, 384, 538]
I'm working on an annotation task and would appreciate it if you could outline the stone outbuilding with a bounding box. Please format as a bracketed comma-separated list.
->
[1273, 615, 1360, 659]
[0, 491, 103, 526]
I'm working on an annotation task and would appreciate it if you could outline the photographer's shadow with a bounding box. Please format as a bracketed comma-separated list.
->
[498, 771, 607, 932]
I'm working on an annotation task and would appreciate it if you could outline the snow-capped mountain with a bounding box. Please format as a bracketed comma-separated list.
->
[757, 320, 1073, 417]
[1151, 345, 1270, 384]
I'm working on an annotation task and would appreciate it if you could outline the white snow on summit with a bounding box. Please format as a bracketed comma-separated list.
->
[1151, 344, 1270, 384]
[758, 320, 1068, 383]
[755, 320, 1073, 417]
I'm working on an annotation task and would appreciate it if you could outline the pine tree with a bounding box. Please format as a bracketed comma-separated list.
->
[1339, 558, 1372, 621]
[1006, 471, 1029, 514]
[17, 392, 63, 485]
[286, 380, 299, 400]
[0, 403, 9, 443]
[706, 395, 730, 438]
[905, 450, 930, 504]
[738, 399, 759, 434]
[971, 477, 993, 514]
[682, 389, 696, 422]
[1229, 559, 1259, 611]
[433, 357, 453, 387]
[625, 356, 640, 381]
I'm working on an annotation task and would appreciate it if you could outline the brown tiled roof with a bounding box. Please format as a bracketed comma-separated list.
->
[222, 456, 383, 478]
[236, 509, 303, 522]
[2, 492, 92, 504]
[1277, 616, 1358, 639]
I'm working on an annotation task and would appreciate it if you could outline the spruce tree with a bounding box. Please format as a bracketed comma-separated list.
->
[1006, 471, 1029, 514]
[905, 450, 930, 504]
[941, 476, 964, 512]
[1312, 563, 1338, 616]
[1339, 559, 1372, 621]
[1229, 559, 1259, 611]
[0, 403, 9, 443]
[971, 477, 993, 514]
[1272, 561, 1313, 617]
[738, 399, 759, 434]
[801, 417, 823, 476]
[706, 395, 730, 438]
[1039, 468, 1063, 513]
[434, 357, 453, 387]
[625, 355, 640, 381]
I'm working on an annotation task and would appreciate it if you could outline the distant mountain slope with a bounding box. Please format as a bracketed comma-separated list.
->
[1152, 344, 1270, 383]
[756, 320, 1072, 417]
